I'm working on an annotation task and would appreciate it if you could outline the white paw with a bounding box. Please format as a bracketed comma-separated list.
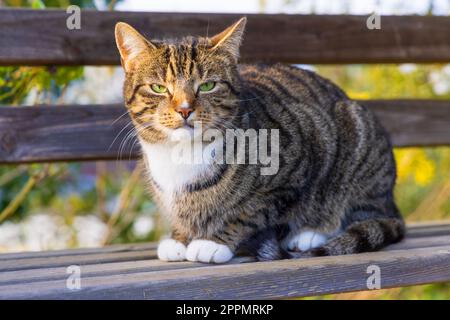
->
[186, 240, 233, 263]
[286, 231, 328, 252]
[157, 239, 187, 261]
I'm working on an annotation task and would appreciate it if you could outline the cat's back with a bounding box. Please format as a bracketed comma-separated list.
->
[237, 63, 389, 153]
[238, 63, 348, 109]
[237, 63, 394, 191]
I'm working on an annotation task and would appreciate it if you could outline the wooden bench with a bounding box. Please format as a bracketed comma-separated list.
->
[0, 9, 449, 299]
[0, 221, 448, 299]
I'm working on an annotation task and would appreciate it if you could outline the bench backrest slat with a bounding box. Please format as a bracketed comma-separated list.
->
[1, 10, 450, 65]
[1, 100, 449, 164]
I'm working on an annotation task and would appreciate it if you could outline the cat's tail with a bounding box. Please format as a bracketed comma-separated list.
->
[240, 213, 404, 261]
[293, 216, 405, 258]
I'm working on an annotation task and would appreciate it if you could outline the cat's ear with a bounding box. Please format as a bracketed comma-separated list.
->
[210, 17, 246, 60]
[115, 22, 155, 72]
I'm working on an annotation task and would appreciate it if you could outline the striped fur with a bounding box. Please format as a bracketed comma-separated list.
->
[115, 18, 405, 261]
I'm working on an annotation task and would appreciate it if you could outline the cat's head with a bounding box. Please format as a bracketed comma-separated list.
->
[115, 18, 246, 143]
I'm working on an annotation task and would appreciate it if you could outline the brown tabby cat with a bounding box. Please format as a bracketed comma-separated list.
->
[114, 17, 405, 263]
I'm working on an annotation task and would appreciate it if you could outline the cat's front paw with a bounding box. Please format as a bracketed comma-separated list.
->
[186, 240, 233, 263]
[157, 239, 187, 261]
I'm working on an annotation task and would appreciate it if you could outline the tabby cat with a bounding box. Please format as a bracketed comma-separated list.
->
[114, 17, 405, 263]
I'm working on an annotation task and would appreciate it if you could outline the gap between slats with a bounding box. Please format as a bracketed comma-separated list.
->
[0, 245, 448, 299]
[0, 227, 449, 286]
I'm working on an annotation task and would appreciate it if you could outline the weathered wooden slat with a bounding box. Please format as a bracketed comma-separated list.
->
[0, 259, 213, 286]
[0, 242, 156, 260]
[0, 235, 448, 286]
[0, 256, 253, 286]
[383, 234, 450, 251]
[0, 225, 448, 287]
[0, 245, 448, 299]
[0, 104, 134, 163]
[407, 220, 450, 229]
[0, 249, 157, 272]
[360, 100, 450, 147]
[1, 100, 449, 164]
[407, 221, 450, 238]
[1, 10, 450, 65]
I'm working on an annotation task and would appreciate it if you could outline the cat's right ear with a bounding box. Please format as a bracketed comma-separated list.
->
[115, 22, 155, 72]
[210, 17, 246, 61]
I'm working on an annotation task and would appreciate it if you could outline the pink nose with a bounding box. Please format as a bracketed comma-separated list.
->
[176, 107, 193, 120]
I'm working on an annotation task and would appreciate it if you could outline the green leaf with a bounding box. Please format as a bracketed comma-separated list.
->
[31, 0, 46, 9]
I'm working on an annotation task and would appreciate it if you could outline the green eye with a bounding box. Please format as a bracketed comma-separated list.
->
[199, 81, 216, 92]
[151, 84, 167, 94]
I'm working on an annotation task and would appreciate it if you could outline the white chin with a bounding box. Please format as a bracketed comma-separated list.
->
[170, 127, 194, 142]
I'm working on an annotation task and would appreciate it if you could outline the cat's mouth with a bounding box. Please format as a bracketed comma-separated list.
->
[182, 121, 195, 129]
[168, 120, 212, 142]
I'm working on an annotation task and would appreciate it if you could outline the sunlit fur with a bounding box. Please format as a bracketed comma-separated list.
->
[115, 18, 405, 261]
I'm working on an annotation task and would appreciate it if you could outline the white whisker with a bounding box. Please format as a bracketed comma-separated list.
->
[108, 120, 134, 152]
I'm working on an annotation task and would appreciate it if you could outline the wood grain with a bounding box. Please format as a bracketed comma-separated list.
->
[407, 222, 450, 238]
[0, 104, 134, 163]
[0, 256, 253, 286]
[0, 250, 157, 272]
[360, 100, 450, 147]
[0, 242, 156, 260]
[0, 245, 448, 299]
[0, 222, 448, 299]
[0, 234, 448, 286]
[1, 10, 450, 65]
[0, 100, 449, 164]
[0, 259, 208, 286]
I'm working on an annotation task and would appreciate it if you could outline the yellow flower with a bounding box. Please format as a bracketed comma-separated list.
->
[414, 157, 435, 186]
[394, 148, 436, 186]
[347, 91, 371, 100]
[394, 149, 414, 183]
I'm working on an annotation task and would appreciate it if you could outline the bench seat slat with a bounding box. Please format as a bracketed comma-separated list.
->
[0, 258, 251, 287]
[0, 222, 449, 299]
[0, 242, 156, 261]
[0, 250, 157, 272]
[382, 234, 450, 250]
[0, 234, 449, 287]
[405, 221, 450, 238]
[0, 245, 448, 299]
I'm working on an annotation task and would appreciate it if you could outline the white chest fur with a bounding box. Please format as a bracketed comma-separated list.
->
[140, 140, 215, 195]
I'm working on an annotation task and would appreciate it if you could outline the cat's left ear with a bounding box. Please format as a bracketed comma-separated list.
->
[210, 17, 246, 60]
[115, 22, 156, 72]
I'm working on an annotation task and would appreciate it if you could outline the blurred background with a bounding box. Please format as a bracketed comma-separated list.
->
[0, 0, 449, 299]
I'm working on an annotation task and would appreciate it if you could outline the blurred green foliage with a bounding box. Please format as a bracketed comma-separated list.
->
[0, 66, 83, 104]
